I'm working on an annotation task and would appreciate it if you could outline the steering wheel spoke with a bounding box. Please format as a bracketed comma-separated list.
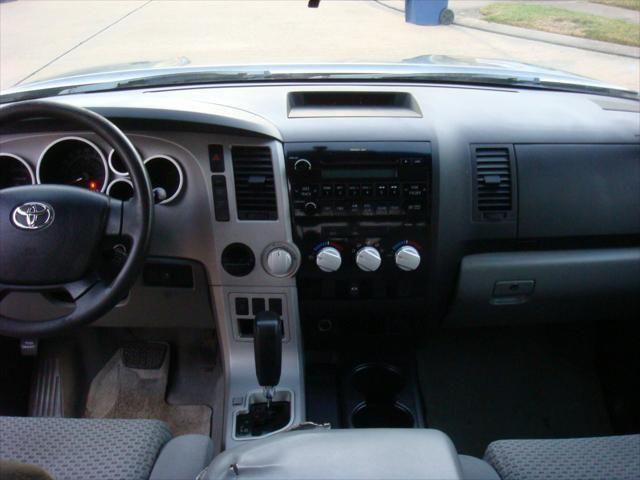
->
[63, 273, 102, 301]
[105, 198, 124, 236]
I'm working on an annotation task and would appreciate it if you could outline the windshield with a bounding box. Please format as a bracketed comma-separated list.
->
[1, 0, 638, 95]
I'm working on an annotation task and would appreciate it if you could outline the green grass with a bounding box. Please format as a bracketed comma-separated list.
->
[591, 0, 640, 11]
[480, 3, 640, 47]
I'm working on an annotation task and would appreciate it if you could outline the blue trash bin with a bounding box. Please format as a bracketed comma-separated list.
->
[405, 0, 454, 26]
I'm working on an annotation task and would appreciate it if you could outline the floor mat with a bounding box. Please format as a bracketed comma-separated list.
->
[85, 342, 212, 436]
[418, 325, 612, 457]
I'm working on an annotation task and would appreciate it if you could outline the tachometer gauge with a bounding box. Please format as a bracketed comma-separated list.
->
[0, 153, 35, 189]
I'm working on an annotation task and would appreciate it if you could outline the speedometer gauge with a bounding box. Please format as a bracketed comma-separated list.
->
[38, 137, 108, 192]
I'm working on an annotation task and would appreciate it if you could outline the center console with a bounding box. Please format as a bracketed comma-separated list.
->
[285, 142, 432, 332]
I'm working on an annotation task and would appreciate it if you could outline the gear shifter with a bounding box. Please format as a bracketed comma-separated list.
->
[253, 310, 282, 407]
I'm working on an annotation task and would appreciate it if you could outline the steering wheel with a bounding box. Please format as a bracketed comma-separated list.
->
[0, 101, 154, 337]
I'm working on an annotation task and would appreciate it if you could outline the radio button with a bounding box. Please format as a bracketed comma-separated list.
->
[389, 184, 400, 197]
[404, 184, 426, 197]
[362, 203, 375, 216]
[375, 205, 389, 216]
[406, 202, 424, 213]
[401, 158, 412, 166]
[412, 157, 426, 167]
[349, 201, 361, 214]
[347, 185, 360, 197]
[334, 184, 346, 197]
[320, 204, 334, 216]
[389, 205, 403, 216]
[334, 202, 347, 215]
[376, 184, 388, 197]
[299, 185, 314, 198]
[361, 185, 373, 197]
[321, 185, 333, 197]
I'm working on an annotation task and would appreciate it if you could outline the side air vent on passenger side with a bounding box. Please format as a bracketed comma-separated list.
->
[472, 145, 516, 222]
[232, 146, 278, 220]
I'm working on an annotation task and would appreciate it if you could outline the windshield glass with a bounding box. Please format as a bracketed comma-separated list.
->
[1, 0, 638, 94]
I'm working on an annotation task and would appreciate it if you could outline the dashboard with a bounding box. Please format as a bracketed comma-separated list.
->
[1, 83, 639, 333]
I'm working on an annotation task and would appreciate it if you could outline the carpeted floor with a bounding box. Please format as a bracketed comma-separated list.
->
[418, 325, 612, 457]
[84, 342, 212, 436]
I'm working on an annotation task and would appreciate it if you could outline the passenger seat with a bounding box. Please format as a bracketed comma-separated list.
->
[484, 434, 640, 480]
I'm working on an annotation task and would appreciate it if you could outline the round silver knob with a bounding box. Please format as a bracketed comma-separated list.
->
[265, 248, 293, 277]
[294, 159, 312, 174]
[262, 243, 300, 278]
[395, 245, 421, 271]
[356, 246, 382, 272]
[316, 246, 342, 273]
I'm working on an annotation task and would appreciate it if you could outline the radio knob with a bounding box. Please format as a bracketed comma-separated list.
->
[395, 245, 421, 271]
[304, 201, 318, 215]
[316, 247, 342, 273]
[294, 159, 312, 174]
[356, 246, 382, 272]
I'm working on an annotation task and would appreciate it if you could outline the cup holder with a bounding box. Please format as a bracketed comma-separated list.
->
[349, 363, 416, 428]
[352, 363, 405, 400]
[351, 401, 415, 428]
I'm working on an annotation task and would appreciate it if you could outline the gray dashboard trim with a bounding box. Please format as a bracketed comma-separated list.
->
[44, 96, 283, 141]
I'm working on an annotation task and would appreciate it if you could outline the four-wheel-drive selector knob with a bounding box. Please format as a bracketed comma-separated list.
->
[316, 246, 342, 272]
[395, 245, 421, 271]
[265, 248, 293, 277]
[355, 246, 382, 272]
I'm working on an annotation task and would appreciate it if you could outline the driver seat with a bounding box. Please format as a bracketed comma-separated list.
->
[0, 416, 214, 480]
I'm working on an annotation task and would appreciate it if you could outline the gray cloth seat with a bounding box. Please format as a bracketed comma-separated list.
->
[0, 416, 213, 480]
[484, 434, 640, 480]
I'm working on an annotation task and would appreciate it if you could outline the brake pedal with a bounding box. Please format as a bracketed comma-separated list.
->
[122, 342, 168, 369]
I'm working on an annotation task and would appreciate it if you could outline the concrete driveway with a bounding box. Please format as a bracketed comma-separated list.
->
[1, 0, 638, 92]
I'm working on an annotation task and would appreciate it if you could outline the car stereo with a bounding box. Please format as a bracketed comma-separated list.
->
[286, 142, 431, 218]
[285, 142, 432, 302]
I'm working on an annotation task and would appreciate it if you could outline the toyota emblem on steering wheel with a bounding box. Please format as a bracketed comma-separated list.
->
[11, 202, 55, 230]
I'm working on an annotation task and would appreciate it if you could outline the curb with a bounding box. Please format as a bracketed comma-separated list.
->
[454, 17, 640, 59]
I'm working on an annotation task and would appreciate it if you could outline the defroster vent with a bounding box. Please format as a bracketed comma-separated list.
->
[473, 146, 515, 221]
[232, 146, 278, 220]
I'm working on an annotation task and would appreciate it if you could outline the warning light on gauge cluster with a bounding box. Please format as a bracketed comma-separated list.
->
[89, 180, 98, 190]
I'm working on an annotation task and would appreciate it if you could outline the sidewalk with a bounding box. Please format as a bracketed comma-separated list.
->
[454, 0, 639, 24]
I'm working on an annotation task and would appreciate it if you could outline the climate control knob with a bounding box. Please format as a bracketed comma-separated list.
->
[395, 245, 421, 271]
[316, 246, 342, 273]
[355, 246, 382, 272]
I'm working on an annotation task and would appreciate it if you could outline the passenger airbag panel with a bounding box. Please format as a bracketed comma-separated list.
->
[516, 144, 640, 238]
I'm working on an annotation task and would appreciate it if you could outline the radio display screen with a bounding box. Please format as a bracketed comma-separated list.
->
[321, 167, 397, 179]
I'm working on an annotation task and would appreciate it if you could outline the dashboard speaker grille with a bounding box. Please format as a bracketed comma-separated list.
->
[232, 146, 278, 220]
[473, 146, 514, 221]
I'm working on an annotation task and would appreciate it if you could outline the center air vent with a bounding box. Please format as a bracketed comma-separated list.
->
[232, 146, 278, 220]
[472, 145, 515, 221]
